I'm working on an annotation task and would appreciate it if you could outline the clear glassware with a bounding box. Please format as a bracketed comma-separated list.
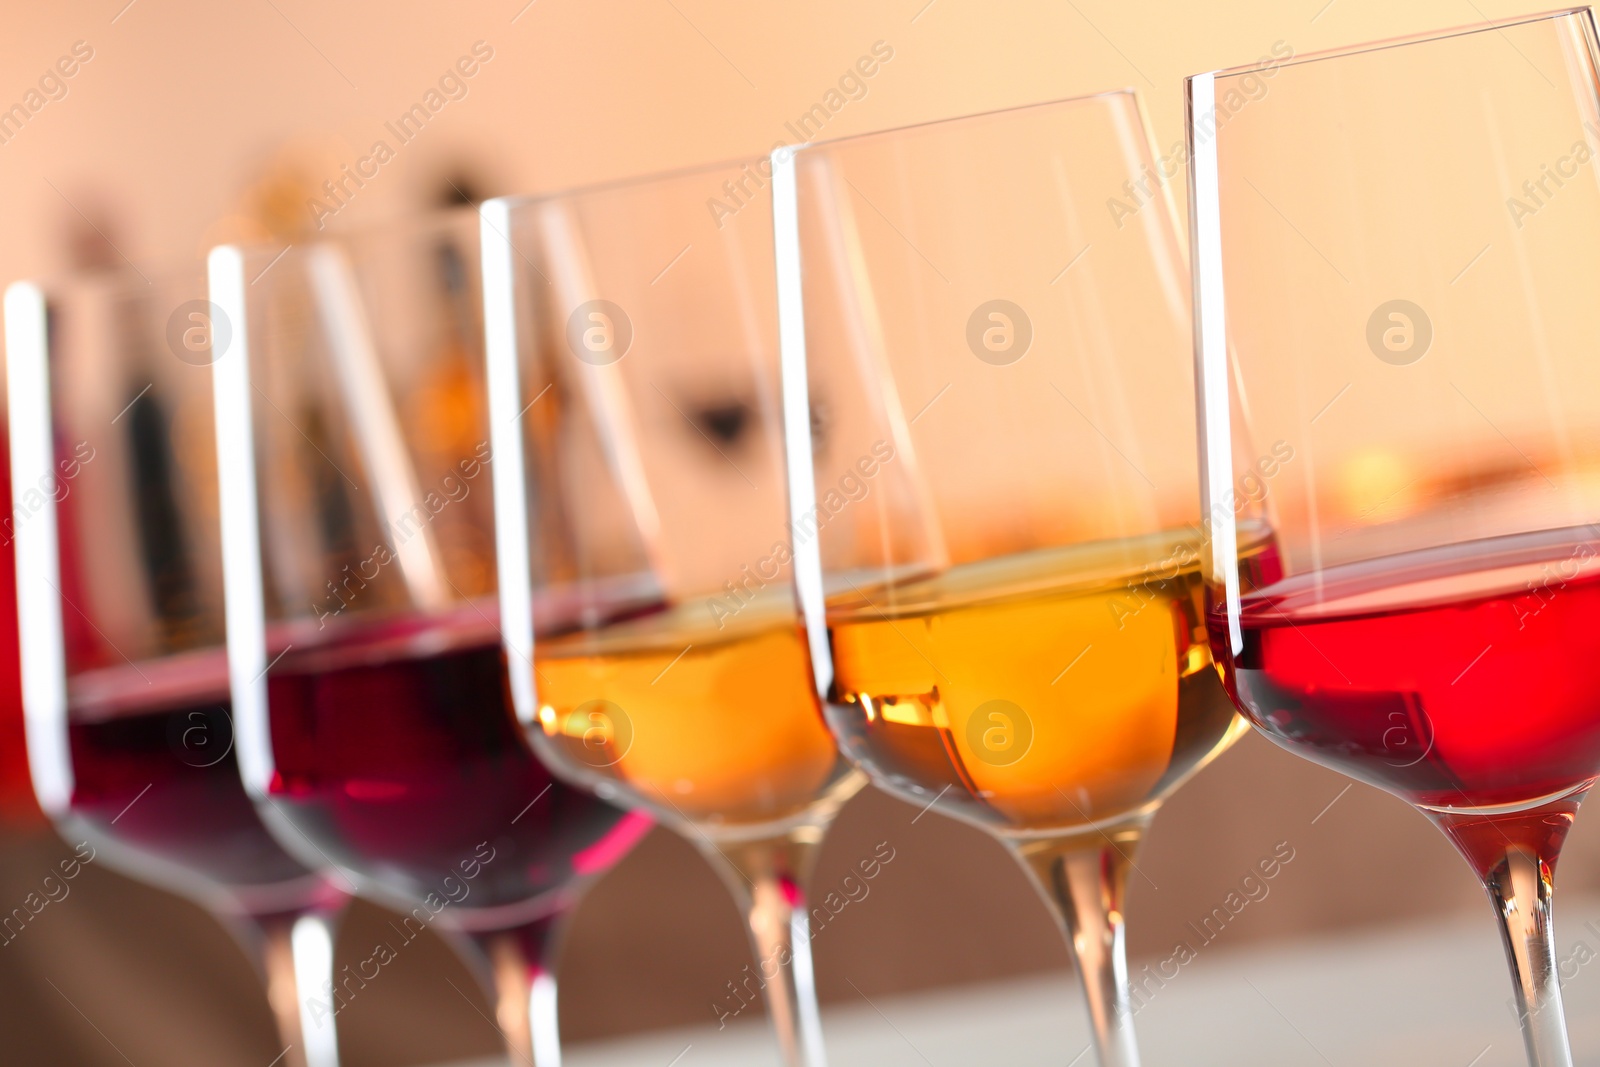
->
[480, 164, 867, 1067]
[4, 268, 347, 1067]
[771, 91, 1234, 1066]
[207, 207, 650, 1067]
[1190, 10, 1600, 1065]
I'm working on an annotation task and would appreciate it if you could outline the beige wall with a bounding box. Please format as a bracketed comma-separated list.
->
[0, 0, 1567, 278]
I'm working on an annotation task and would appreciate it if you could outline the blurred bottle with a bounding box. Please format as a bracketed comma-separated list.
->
[403, 171, 497, 595]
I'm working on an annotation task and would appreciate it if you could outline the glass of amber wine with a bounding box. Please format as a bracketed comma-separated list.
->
[772, 92, 1242, 1065]
[1191, 12, 1600, 1064]
[481, 164, 865, 1066]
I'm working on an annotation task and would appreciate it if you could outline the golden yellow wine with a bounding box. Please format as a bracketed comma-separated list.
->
[826, 530, 1246, 835]
[533, 600, 859, 830]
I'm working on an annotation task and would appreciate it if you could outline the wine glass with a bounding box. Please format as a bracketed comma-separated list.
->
[207, 207, 651, 1067]
[1190, 10, 1600, 1064]
[4, 267, 348, 1067]
[480, 162, 867, 1066]
[770, 92, 1235, 1065]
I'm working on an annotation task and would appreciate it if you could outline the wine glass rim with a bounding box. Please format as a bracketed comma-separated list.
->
[18, 203, 486, 294]
[1189, 5, 1593, 82]
[484, 89, 1145, 213]
[208, 200, 481, 267]
[786, 87, 1140, 157]
[486, 153, 776, 212]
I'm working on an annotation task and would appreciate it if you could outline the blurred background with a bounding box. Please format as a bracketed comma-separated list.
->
[0, 0, 1592, 1063]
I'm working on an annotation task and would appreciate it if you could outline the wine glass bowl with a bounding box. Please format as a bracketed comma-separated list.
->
[1189, 9, 1600, 1063]
[482, 164, 866, 836]
[1191, 10, 1600, 818]
[260, 605, 644, 919]
[1223, 529, 1600, 815]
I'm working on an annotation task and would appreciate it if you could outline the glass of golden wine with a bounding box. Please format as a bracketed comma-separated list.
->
[480, 163, 865, 1066]
[771, 91, 1244, 1065]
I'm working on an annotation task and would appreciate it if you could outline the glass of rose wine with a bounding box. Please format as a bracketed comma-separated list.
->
[207, 207, 651, 1067]
[769, 92, 1244, 1065]
[1190, 11, 1600, 1064]
[4, 267, 348, 1067]
[479, 163, 867, 1066]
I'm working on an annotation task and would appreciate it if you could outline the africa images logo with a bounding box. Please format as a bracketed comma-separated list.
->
[566, 300, 633, 365]
[966, 300, 1033, 366]
[1366, 299, 1432, 366]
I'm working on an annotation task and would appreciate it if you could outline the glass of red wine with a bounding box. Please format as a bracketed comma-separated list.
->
[4, 267, 348, 1067]
[1190, 10, 1600, 1063]
[207, 206, 650, 1067]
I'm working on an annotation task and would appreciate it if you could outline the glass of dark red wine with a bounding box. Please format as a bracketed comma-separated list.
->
[4, 268, 347, 1067]
[480, 164, 866, 1066]
[1191, 10, 1600, 1063]
[207, 207, 650, 1067]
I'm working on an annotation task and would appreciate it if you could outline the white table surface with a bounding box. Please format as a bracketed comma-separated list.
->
[440, 897, 1600, 1066]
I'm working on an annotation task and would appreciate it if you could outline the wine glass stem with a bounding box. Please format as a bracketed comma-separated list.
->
[1432, 800, 1581, 1067]
[703, 830, 828, 1067]
[256, 908, 344, 1067]
[1014, 817, 1149, 1067]
[1485, 850, 1572, 1066]
[472, 912, 566, 1067]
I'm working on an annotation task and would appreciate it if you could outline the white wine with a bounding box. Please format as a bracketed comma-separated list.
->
[534, 600, 860, 830]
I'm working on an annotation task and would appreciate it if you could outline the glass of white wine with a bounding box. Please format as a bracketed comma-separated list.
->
[772, 92, 1249, 1065]
[481, 163, 866, 1066]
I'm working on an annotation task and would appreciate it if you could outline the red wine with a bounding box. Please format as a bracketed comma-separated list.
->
[1219, 525, 1600, 813]
[264, 606, 647, 926]
[0, 427, 31, 823]
[65, 652, 332, 916]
